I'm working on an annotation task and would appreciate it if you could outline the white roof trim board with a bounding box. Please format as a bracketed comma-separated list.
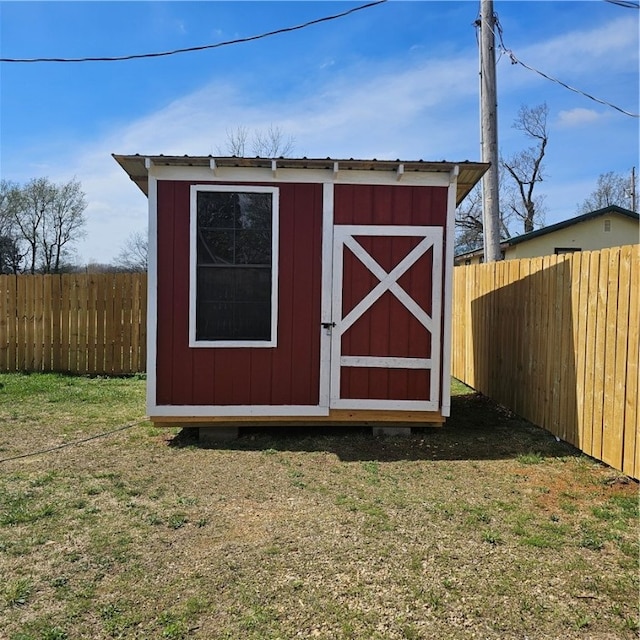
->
[113, 154, 488, 206]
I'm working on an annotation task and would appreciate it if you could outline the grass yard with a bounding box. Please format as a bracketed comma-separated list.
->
[0, 373, 638, 640]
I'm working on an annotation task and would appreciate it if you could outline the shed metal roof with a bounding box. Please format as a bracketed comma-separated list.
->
[112, 154, 488, 206]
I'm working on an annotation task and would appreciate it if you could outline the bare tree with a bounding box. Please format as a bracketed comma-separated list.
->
[251, 125, 294, 157]
[113, 230, 148, 272]
[219, 125, 295, 157]
[577, 171, 636, 213]
[501, 103, 549, 233]
[41, 179, 86, 273]
[455, 185, 485, 253]
[222, 125, 250, 156]
[455, 183, 512, 254]
[0, 180, 25, 273]
[5, 177, 87, 273]
[12, 178, 55, 273]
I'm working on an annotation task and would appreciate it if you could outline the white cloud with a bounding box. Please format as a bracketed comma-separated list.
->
[65, 51, 483, 263]
[498, 14, 639, 100]
[556, 107, 603, 128]
[319, 58, 335, 70]
[515, 16, 639, 77]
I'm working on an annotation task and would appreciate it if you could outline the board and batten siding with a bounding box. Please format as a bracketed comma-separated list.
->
[333, 183, 448, 227]
[155, 180, 323, 407]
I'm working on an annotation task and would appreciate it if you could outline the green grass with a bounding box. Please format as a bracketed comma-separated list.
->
[450, 377, 475, 395]
[4, 578, 33, 607]
[0, 373, 637, 639]
[517, 451, 545, 465]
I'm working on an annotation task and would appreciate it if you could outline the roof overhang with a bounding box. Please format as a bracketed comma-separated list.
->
[112, 154, 488, 206]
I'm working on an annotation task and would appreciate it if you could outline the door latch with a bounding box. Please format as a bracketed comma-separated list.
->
[321, 322, 336, 329]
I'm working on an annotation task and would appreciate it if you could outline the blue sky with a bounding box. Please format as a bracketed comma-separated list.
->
[1, 1, 638, 264]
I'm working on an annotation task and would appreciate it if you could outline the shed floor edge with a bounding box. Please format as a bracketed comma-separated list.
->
[150, 409, 445, 428]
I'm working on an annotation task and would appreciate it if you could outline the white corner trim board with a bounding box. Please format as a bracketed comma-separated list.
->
[441, 167, 459, 417]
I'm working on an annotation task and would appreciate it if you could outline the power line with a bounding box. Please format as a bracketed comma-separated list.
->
[0, 1, 387, 64]
[604, 0, 639, 8]
[493, 18, 639, 119]
[0, 418, 146, 463]
[505, 54, 639, 118]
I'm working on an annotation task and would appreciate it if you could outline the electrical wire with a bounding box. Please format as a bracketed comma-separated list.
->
[604, 0, 639, 8]
[492, 16, 639, 118]
[505, 54, 639, 118]
[0, 418, 147, 463]
[0, 0, 387, 64]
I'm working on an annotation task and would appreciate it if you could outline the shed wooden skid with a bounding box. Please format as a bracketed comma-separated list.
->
[113, 155, 487, 429]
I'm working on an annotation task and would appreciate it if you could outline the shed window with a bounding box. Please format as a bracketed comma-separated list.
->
[190, 186, 279, 347]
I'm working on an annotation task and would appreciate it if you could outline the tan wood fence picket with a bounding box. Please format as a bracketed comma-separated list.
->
[452, 245, 639, 479]
[0, 273, 147, 376]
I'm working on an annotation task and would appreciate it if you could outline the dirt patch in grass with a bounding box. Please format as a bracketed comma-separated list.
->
[0, 374, 637, 639]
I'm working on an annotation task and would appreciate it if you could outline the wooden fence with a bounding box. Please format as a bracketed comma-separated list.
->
[0, 273, 147, 375]
[452, 244, 639, 479]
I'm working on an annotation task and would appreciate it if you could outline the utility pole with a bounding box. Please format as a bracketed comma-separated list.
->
[479, 0, 502, 262]
[631, 166, 636, 212]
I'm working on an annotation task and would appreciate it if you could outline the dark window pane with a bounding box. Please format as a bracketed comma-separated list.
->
[236, 302, 272, 339]
[198, 192, 237, 228]
[198, 268, 234, 301]
[235, 268, 272, 302]
[235, 230, 271, 264]
[196, 300, 272, 340]
[197, 268, 271, 304]
[198, 229, 234, 264]
[197, 302, 235, 340]
[237, 193, 272, 230]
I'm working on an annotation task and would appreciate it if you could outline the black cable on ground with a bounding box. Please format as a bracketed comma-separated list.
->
[0, 418, 147, 463]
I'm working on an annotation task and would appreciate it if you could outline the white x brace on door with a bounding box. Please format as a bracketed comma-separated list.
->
[329, 225, 443, 411]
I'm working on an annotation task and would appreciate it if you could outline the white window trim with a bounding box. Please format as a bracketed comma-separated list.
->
[189, 184, 280, 348]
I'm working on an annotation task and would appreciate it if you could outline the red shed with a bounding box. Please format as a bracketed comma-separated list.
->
[114, 156, 487, 434]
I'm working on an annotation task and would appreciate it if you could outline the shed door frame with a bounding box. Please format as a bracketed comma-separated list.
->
[325, 223, 443, 411]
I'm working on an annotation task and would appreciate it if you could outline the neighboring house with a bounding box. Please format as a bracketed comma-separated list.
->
[455, 205, 639, 265]
[114, 154, 487, 434]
